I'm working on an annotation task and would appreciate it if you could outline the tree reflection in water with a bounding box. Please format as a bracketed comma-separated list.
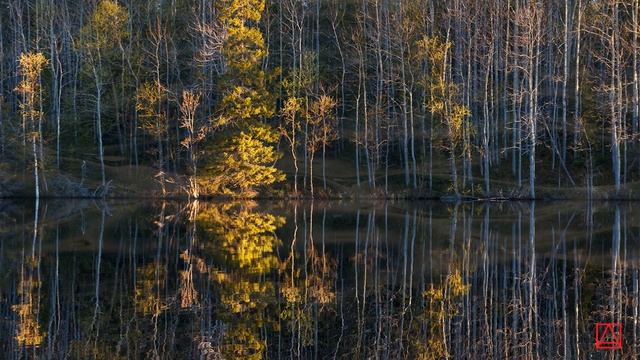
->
[0, 200, 637, 358]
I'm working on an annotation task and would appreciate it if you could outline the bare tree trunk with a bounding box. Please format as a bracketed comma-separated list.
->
[310, 151, 315, 197]
[48, 3, 62, 168]
[610, 2, 621, 193]
[633, 0, 639, 138]
[483, 41, 493, 195]
[573, 0, 582, 159]
[33, 134, 39, 198]
[400, 34, 411, 188]
[0, 16, 4, 158]
[562, 0, 571, 169]
[92, 57, 106, 189]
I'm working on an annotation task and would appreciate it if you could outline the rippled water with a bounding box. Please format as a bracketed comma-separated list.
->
[0, 200, 637, 359]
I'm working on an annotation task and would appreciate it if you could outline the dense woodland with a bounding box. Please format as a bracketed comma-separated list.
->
[1, 0, 640, 199]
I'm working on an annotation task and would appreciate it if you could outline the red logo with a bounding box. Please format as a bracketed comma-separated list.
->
[595, 323, 622, 350]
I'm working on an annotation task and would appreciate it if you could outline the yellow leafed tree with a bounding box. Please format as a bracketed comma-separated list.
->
[15, 52, 48, 198]
[200, 0, 283, 198]
[417, 36, 471, 195]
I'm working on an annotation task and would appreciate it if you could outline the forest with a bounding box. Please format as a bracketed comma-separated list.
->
[0, 0, 638, 199]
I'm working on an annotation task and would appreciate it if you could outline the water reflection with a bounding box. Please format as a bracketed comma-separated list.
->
[0, 200, 638, 358]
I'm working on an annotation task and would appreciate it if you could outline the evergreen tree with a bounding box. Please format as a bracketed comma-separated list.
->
[201, 0, 283, 197]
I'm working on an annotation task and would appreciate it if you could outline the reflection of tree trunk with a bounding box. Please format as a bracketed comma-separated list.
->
[611, 205, 620, 323]
[152, 202, 166, 357]
[46, 223, 60, 354]
[528, 202, 538, 359]
[91, 206, 105, 348]
[574, 209, 581, 358]
[400, 210, 409, 354]
[482, 205, 492, 354]
[354, 208, 361, 356]
[362, 210, 372, 342]
[561, 216, 567, 359]
[13, 197, 44, 348]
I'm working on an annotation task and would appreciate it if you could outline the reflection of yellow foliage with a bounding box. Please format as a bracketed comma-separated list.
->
[277, 232, 337, 349]
[281, 282, 302, 304]
[180, 249, 208, 273]
[12, 262, 45, 347]
[222, 323, 266, 360]
[415, 267, 470, 360]
[12, 302, 45, 347]
[278, 269, 314, 347]
[135, 262, 167, 316]
[279, 300, 314, 347]
[179, 254, 199, 309]
[197, 202, 285, 360]
[446, 268, 471, 298]
[413, 338, 448, 360]
[69, 340, 128, 360]
[179, 269, 198, 308]
[280, 244, 336, 307]
[198, 202, 284, 273]
[305, 247, 336, 306]
[220, 278, 270, 314]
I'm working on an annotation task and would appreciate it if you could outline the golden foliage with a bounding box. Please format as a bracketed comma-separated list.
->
[216, 0, 265, 27]
[215, 0, 274, 127]
[81, 0, 129, 50]
[201, 124, 285, 197]
[197, 202, 285, 360]
[217, 82, 274, 125]
[15, 52, 48, 97]
[136, 81, 167, 137]
[306, 95, 338, 151]
[179, 251, 201, 309]
[134, 262, 168, 316]
[15, 52, 48, 133]
[416, 267, 470, 360]
[197, 202, 284, 273]
[180, 90, 205, 197]
[221, 323, 265, 360]
[12, 261, 46, 347]
[203, 0, 282, 198]
[223, 26, 266, 73]
[179, 90, 204, 147]
[417, 35, 471, 147]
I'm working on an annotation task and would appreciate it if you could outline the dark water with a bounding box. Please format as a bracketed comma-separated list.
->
[0, 200, 637, 359]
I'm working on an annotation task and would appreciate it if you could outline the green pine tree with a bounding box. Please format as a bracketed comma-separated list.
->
[201, 0, 284, 197]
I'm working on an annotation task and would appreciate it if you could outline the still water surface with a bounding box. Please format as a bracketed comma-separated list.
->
[0, 200, 637, 359]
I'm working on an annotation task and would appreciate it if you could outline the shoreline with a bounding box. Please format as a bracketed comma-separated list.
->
[2, 194, 640, 201]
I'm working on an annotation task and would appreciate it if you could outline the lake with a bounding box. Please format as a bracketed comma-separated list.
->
[0, 199, 636, 359]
